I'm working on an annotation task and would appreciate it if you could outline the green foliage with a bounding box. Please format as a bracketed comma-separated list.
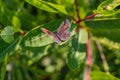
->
[0, 0, 120, 80]
[25, 0, 68, 15]
[0, 26, 14, 43]
[0, 55, 8, 80]
[67, 29, 87, 70]
[91, 71, 120, 80]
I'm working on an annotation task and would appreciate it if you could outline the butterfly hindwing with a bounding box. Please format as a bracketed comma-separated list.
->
[59, 31, 71, 40]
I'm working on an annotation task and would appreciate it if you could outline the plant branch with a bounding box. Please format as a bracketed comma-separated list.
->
[95, 40, 109, 74]
[84, 35, 92, 80]
[74, 0, 81, 21]
[82, 13, 98, 21]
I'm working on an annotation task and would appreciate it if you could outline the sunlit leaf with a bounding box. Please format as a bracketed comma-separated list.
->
[25, 0, 68, 15]
[20, 19, 65, 47]
[67, 29, 88, 70]
[91, 71, 120, 80]
[0, 26, 14, 43]
[97, 0, 120, 11]
[12, 16, 21, 32]
[96, 0, 120, 16]
[27, 45, 51, 65]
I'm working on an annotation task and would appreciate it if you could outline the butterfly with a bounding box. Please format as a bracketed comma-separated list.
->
[41, 19, 71, 43]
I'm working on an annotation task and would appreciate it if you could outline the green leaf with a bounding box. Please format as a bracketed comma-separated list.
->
[0, 0, 21, 31]
[21, 66, 31, 80]
[91, 71, 120, 80]
[20, 26, 54, 48]
[98, 0, 120, 11]
[25, 0, 68, 15]
[20, 19, 65, 47]
[67, 29, 88, 70]
[18, 12, 40, 30]
[27, 45, 51, 65]
[96, 0, 120, 16]
[0, 55, 8, 80]
[90, 29, 120, 42]
[12, 16, 21, 32]
[0, 0, 13, 25]
[0, 26, 14, 43]
[78, 0, 90, 18]
[16, 68, 23, 80]
[85, 18, 120, 29]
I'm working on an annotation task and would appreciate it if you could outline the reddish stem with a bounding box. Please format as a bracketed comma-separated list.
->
[74, 0, 81, 22]
[86, 36, 92, 66]
[85, 36, 92, 80]
[82, 13, 98, 21]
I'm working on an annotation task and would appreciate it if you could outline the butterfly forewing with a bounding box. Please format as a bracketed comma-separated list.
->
[41, 28, 61, 43]
[57, 19, 71, 35]
[57, 19, 71, 41]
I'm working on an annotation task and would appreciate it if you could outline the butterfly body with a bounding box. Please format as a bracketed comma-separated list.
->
[41, 19, 71, 43]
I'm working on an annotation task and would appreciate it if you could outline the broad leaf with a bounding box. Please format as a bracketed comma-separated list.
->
[25, 0, 68, 15]
[27, 45, 51, 65]
[85, 16, 120, 42]
[0, 26, 14, 43]
[90, 29, 120, 42]
[85, 18, 120, 29]
[20, 19, 66, 47]
[67, 29, 88, 70]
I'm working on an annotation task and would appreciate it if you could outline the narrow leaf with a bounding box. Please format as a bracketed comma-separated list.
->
[91, 71, 120, 80]
[96, 0, 120, 16]
[98, 0, 120, 11]
[0, 55, 8, 80]
[0, 37, 20, 61]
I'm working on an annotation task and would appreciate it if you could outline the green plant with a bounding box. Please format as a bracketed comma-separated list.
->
[0, 0, 120, 80]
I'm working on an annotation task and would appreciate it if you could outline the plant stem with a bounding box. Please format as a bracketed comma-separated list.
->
[84, 35, 92, 80]
[95, 40, 109, 74]
[74, 0, 81, 21]
[82, 13, 98, 21]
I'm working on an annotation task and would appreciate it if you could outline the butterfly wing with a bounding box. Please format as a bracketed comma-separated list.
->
[41, 28, 61, 43]
[57, 19, 71, 35]
[59, 31, 71, 40]
[57, 19, 71, 41]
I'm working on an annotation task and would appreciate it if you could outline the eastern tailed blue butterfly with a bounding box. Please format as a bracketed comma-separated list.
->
[41, 19, 71, 43]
